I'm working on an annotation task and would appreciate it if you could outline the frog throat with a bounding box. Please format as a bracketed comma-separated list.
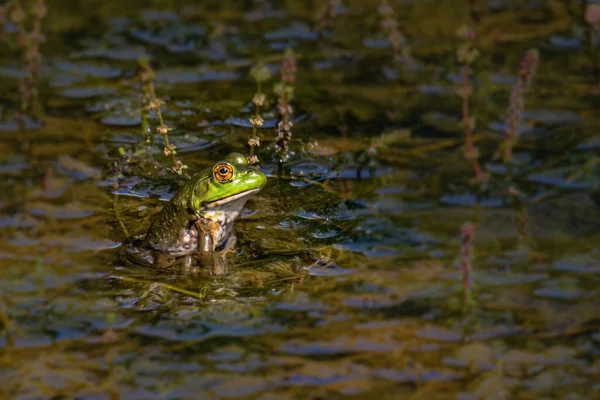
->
[201, 188, 261, 209]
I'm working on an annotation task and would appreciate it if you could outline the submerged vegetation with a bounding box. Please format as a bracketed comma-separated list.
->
[3, 0, 47, 121]
[247, 62, 271, 164]
[137, 57, 187, 176]
[274, 48, 296, 161]
[1, 0, 600, 398]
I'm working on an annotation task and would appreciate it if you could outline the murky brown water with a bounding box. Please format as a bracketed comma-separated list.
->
[1, 1, 600, 398]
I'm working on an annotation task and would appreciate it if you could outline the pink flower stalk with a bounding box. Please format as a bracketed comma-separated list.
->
[377, 0, 413, 65]
[316, 0, 341, 33]
[460, 222, 476, 308]
[504, 49, 539, 163]
[275, 49, 296, 154]
[456, 28, 484, 181]
[585, 4, 600, 26]
[281, 49, 296, 83]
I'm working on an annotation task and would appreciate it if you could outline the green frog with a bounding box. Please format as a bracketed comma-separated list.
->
[119, 152, 266, 272]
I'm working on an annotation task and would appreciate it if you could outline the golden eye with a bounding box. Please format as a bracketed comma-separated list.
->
[213, 163, 234, 182]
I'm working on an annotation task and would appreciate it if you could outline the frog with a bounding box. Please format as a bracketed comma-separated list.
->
[119, 152, 266, 273]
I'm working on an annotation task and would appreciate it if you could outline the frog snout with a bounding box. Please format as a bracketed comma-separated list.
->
[246, 169, 267, 187]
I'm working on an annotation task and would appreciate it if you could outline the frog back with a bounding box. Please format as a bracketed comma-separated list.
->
[142, 173, 209, 254]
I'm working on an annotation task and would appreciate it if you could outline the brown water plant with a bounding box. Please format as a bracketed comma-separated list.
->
[377, 0, 413, 67]
[460, 222, 476, 310]
[456, 26, 485, 183]
[585, 3, 600, 85]
[5, 0, 46, 121]
[502, 49, 539, 164]
[248, 62, 272, 164]
[137, 57, 187, 176]
[315, 0, 341, 34]
[274, 48, 296, 161]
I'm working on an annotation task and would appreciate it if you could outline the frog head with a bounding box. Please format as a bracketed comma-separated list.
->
[188, 152, 267, 219]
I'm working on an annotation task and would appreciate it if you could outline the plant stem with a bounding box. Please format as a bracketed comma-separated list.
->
[461, 64, 482, 179]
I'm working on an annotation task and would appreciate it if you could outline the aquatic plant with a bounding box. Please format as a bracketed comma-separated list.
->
[502, 49, 539, 164]
[377, 0, 413, 66]
[5, 0, 46, 120]
[514, 195, 532, 253]
[0, 296, 9, 333]
[460, 222, 476, 309]
[137, 57, 188, 176]
[248, 62, 272, 165]
[456, 26, 485, 182]
[585, 3, 600, 84]
[315, 0, 341, 34]
[274, 48, 297, 161]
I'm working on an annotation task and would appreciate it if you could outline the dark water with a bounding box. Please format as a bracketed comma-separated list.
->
[1, 0, 600, 398]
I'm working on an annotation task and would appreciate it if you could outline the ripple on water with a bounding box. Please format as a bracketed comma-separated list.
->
[280, 336, 399, 355]
[553, 256, 600, 274]
[363, 38, 392, 48]
[438, 271, 548, 286]
[55, 61, 123, 79]
[245, 9, 288, 21]
[0, 215, 37, 228]
[154, 69, 240, 84]
[577, 136, 600, 150]
[373, 368, 464, 383]
[374, 197, 405, 215]
[0, 156, 29, 173]
[533, 287, 588, 300]
[295, 209, 326, 220]
[70, 47, 149, 61]
[533, 278, 588, 301]
[49, 73, 86, 87]
[0, 66, 28, 78]
[28, 203, 95, 219]
[60, 86, 117, 99]
[311, 230, 340, 239]
[528, 167, 599, 189]
[489, 72, 518, 85]
[440, 193, 506, 207]
[101, 115, 142, 126]
[488, 121, 540, 136]
[548, 35, 581, 50]
[304, 261, 352, 276]
[284, 362, 370, 390]
[523, 109, 582, 125]
[0, 117, 43, 131]
[264, 22, 317, 41]
[417, 84, 449, 95]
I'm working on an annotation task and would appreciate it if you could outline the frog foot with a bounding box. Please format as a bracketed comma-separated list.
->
[119, 242, 177, 269]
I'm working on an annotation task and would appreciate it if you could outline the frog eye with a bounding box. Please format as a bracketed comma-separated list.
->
[213, 163, 234, 182]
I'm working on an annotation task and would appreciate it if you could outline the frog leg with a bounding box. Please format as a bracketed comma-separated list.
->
[194, 218, 227, 274]
[153, 251, 177, 268]
[194, 219, 215, 251]
[119, 241, 176, 269]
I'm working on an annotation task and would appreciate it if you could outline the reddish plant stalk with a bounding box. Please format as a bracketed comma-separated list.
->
[248, 62, 271, 165]
[275, 48, 296, 154]
[138, 57, 186, 175]
[10, 0, 45, 119]
[503, 49, 539, 164]
[26, 0, 46, 118]
[316, 0, 341, 33]
[460, 223, 476, 308]
[461, 64, 482, 179]
[377, 0, 413, 66]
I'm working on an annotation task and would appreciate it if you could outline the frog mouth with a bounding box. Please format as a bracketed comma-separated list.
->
[203, 188, 262, 207]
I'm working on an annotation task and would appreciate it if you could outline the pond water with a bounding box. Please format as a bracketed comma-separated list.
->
[1, 0, 600, 398]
